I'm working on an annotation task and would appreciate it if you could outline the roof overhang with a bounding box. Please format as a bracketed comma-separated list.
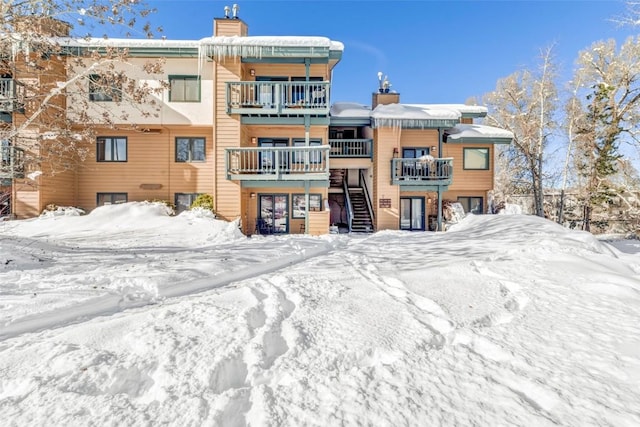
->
[444, 124, 513, 144]
[372, 118, 459, 129]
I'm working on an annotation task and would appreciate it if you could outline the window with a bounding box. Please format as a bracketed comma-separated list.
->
[169, 75, 200, 102]
[292, 139, 322, 164]
[97, 193, 127, 206]
[458, 196, 484, 215]
[89, 74, 122, 102]
[175, 193, 201, 214]
[463, 147, 490, 170]
[176, 137, 206, 162]
[97, 137, 127, 162]
[292, 194, 322, 218]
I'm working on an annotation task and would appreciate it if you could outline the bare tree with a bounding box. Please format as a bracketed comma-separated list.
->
[484, 47, 558, 217]
[0, 0, 164, 180]
[611, 1, 640, 27]
[569, 37, 640, 231]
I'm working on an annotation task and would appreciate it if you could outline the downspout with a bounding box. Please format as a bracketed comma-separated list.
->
[437, 128, 444, 231]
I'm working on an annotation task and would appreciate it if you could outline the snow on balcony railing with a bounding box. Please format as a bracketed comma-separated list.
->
[391, 157, 453, 185]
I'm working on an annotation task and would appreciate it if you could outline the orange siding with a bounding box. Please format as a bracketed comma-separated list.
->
[244, 64, 330, 80]
[242, 186, 328, 235]
[214, 61, 242, 221]
[372, 127, 400, 231]
[40, 168, 76, 208]
[441, 143, 493, 192]
[14, 185, 39, 218]
[74, 126, 214, 212]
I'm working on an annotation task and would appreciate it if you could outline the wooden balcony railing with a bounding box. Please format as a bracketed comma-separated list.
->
[226, 145, 330, 181]
[329, 139, 373, 158]
[0, 78, 24, 112]
[226, 81, 330, 115]
[391, 157, 453, 187]
[0, 145, 25, 179]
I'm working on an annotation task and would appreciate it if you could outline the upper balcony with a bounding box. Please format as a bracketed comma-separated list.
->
[0, 145, 25, 179]
[226, 81, 330, 116]
[0, 78, 25, 115]
[329, 138, 373, 159]
[226, 145, 330, 183]
[391, 157, 453, 190]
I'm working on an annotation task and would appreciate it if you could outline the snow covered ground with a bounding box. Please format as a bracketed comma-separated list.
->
[1, 202, 639, 426]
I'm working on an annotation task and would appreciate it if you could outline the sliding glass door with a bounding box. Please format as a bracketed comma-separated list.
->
[400, 197, 425, 231]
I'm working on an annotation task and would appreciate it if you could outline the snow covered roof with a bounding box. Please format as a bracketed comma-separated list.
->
[200, 36, 343, 60]
[445, 124, 513, 144]
[56, 37, 201, 49]
[406, 104, 488, 118]
[201, 36, 343, 50]
[371, 104, 460, 129]
[53, 35, 344, 59]
[329, 102, 371, 118]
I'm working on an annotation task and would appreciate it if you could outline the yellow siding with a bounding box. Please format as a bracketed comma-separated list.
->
[441, 143, 494, 192]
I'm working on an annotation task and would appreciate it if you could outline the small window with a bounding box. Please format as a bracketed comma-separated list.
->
[292, 193, 322, 218]
[458, 196, 484, 215]
[97, 193, 127, 206]
[463, 147, 490, 170]
[97, 137, 127, 162]
[175, 193, 202, 214]
[169, 75, 200, 102]
[89, 74, 122, 102]
[176, 137, 206, 162]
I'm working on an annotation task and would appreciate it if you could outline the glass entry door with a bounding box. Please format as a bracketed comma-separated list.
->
[259, 194, 289, 234]
[259, 138, 288, 172]
[400, 197, 425, 231]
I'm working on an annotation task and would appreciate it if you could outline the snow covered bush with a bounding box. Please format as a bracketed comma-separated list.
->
[145, 199, 176, 215]
[190, 194, 215, 213]
[40, 205, 86, 218]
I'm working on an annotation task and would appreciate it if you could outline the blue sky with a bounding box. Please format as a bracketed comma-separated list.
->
[144, 0, 638, 107]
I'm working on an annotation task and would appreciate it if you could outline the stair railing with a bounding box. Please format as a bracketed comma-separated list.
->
[343, 176, 353, 233]
[360, 169, 375, 227]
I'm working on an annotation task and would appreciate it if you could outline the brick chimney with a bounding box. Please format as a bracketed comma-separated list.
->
[214, 4, 248, 36]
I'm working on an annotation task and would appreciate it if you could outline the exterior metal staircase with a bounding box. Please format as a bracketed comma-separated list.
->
[348, 187, 373, 233]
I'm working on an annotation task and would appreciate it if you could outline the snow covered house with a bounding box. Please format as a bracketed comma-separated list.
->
[1, 10, 512, 234]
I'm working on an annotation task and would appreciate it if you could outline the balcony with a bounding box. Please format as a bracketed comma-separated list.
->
[391, 157, 453, 190]
[329, 139, 373, 158]
[226, 145, 330, 182]
[0, 145, 25, 179]
[226, 81, 330, 116]
[0, 78, 25, 114]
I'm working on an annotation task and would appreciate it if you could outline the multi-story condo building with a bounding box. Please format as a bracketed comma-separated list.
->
[0, 11, 512, 235]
